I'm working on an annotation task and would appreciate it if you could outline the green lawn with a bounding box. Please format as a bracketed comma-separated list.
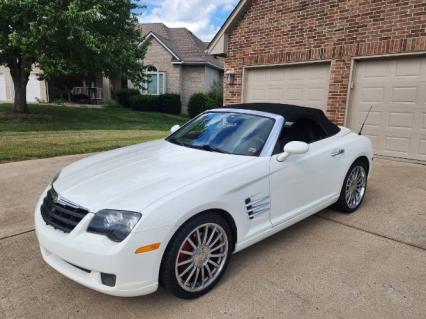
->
[0, 103, 188, 163]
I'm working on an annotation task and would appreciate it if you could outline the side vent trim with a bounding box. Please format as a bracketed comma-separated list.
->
[245, 195, 270, 220]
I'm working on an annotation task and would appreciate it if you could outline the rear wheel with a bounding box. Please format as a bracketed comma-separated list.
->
[160, 213, 233, 299]
[335, 160, 368, 213]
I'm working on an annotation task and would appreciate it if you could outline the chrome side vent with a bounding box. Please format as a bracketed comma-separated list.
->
[245, 195, 270, 220]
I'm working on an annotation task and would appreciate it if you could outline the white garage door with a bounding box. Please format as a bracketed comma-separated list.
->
[348, 56, 426, 162]
[244, 63, 331, 111]
[26, 74, 41, 102]
[0, 73, 6, 101]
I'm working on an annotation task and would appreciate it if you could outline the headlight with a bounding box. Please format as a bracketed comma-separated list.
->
[52, 170, 62, 184]
[87, 210, 142, 242]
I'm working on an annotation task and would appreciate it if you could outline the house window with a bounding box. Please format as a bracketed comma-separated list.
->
[144, 66, 166, 95]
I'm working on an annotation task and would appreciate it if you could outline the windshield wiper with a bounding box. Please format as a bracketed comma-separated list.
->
[169, 139, 229, 154]
[193, 144, 229, 154]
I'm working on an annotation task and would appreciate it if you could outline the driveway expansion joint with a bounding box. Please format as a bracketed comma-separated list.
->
[317, 215, 425, 251]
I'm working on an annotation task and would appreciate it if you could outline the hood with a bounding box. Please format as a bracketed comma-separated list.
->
[53, 140, 253, 212]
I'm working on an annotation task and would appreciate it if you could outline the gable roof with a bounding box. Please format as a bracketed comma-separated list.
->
[207, 0, 253, 56]
[140, 23, 224, 70]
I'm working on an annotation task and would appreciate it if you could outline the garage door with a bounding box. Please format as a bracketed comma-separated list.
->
[244, 63, 331, 111]
[26, 74, 41, 102]
[0, 73, 6, 101]
[348, 56, 426, 162]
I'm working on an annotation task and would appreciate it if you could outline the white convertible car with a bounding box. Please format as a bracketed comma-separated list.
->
[35, 103, 373, 299]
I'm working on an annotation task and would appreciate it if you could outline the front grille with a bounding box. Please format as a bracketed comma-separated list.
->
[41, 188, 89, 233]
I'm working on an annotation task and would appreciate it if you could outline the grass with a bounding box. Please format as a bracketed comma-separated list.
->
[0, 103, 188, 163]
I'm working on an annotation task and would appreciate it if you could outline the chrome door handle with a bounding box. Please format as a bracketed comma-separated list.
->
[331, 149, 345, 157]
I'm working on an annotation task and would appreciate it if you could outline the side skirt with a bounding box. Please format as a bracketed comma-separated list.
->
[234, 194, 339, 253]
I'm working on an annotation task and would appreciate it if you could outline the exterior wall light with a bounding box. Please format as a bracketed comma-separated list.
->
[225, 69, 235, 85]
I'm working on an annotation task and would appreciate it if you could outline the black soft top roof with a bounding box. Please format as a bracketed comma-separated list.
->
[227, 103, 340, 136]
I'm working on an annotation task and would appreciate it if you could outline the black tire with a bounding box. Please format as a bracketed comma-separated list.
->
[160, 213, 233, 299]
[334, 159, 369, 213]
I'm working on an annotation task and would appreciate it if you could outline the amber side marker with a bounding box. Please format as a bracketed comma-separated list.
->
[135, 243, 161, 254]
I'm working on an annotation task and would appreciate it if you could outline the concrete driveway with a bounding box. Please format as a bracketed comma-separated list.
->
[0, 155, 425, 318]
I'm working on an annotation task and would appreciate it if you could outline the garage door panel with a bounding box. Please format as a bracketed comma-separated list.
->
[391, 86, 418, 103]
[394, 59, 423, 78]
[361, 87, 385, 103]
[419, 139, 426, 155]
[358, 111, 382, 127]
[245, 64, 330, 111]
[388, 112, 414, 128]
[385, 136, 410, 153]
[363, 62, 387, 78]
[348, 56, 426, 162]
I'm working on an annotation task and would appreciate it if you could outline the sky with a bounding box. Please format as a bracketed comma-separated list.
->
[137, 0, 239, 41]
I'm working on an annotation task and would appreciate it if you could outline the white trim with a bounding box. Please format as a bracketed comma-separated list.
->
[144, 67, 166, 95]
[343, 59, 356, 126]
[243, 59, 332, 69]
[142, 32, 181, 61]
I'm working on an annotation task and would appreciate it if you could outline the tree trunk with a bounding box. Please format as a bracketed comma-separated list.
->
[9, 62, 30, 114]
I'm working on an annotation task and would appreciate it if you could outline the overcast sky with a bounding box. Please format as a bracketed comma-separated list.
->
[137, 0, 238, 41]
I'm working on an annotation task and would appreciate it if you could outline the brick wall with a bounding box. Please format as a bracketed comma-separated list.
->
[181, 66, 206, 114]
[144, 39, 182, 94]
[225, 0, 426, 124]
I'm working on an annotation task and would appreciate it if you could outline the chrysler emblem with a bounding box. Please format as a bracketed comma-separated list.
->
[51, 188, 60, 203]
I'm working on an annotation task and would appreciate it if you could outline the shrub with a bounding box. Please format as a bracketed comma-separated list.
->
[115, 88, 140, 108]
[129, 94, 158, 112]
[155, 93, 181, 114]
[207, 89, 224, 108]
[188, 92, 210, 118]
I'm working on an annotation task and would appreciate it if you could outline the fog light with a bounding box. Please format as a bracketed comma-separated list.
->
[101, 273, 116, 287]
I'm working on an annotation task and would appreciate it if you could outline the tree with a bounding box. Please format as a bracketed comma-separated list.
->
[0, 0, 147, 113]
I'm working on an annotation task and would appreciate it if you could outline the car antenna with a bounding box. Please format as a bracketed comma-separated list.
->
[358, 105, 373, 135]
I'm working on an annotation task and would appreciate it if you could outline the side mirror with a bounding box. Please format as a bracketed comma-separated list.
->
[277, 141, 309, 162]
[170, 124, 181, 133]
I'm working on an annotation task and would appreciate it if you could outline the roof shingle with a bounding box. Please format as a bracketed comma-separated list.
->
[140, 23, 223, 70]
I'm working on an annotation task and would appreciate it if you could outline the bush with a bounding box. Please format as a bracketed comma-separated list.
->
[115, 88, 140, 108]
[188, 92, 210, 118]
[207, 89, 223, 108]
[129, 94, 158, 112]
[156, 94, 181, 114]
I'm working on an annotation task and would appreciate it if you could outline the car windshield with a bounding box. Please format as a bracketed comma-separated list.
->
[167, 112, 275, 156]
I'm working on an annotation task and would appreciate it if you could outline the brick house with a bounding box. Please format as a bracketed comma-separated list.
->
[135, 23, 224, 113]
[208, 0, 426, 162]
[1, 23, 223, 114]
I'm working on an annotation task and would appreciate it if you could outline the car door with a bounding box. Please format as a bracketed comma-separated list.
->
[268, 135, 346, 226]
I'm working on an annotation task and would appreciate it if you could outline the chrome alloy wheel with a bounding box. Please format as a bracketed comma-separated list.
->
[345, 165, 367, 209]
[175, 223, 229, 292]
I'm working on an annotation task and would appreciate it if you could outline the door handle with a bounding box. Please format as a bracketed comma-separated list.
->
[331, 148, 345, 157]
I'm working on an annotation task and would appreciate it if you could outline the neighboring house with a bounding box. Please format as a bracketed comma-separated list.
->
[133, 23, 224, 113]
[208, 0, 426, 163]
[0, 65, 48, 103]
[1, 23, 223, 113]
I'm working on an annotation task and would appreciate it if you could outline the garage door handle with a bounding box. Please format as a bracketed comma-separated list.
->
[331, 149, 345, 157]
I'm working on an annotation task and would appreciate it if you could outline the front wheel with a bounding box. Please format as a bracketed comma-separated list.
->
[334, 160, 368, 213]
[160, 213, 233, 299]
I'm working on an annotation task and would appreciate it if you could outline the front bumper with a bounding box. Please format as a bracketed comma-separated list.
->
[34, 188, 169, 297]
